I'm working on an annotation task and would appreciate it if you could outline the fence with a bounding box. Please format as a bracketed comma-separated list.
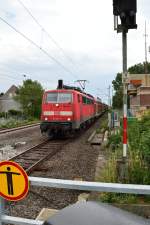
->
[0, 176, 150, 225]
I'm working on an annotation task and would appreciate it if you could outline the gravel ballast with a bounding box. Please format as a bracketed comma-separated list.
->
[6, 115, 107, 219]
[0, 125, 45, 159]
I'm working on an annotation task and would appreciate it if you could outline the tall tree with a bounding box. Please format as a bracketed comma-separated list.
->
[112, 73, 123, 109]
[112, 62, 150, 109]
[128, 62, 150, 74]
[15, 79, 44, 118]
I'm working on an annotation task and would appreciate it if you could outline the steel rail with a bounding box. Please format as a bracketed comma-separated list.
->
[9, 139, 68, 174]
[0, 123, 40, 135]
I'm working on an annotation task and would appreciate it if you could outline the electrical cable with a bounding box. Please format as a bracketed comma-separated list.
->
[17, 0, 81, 74]
[0, 73, 22, 81]
[0, 16, 78, 79]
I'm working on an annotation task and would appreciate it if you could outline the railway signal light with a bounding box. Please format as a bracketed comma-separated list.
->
[112, 0, 138, 161]
[113, 0, 137, 31]
[113, 0, 119, 16]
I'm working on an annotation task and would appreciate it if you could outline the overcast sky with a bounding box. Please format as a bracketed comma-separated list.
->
[0, 0, 149, 102]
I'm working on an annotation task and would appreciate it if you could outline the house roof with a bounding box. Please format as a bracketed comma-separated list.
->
[0, 85, 18, 100]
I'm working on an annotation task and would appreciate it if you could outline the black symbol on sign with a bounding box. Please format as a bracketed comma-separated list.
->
[0, 167, 20, 195]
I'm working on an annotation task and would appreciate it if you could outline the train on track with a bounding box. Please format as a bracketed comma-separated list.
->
[40, 80, 107, 137]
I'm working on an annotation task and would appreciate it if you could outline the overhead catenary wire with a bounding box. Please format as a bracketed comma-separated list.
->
[0, 70, 56, 89]
[0, 73, 23, 81]
[17, 0, 81, 74]
[0, 65, 60, 84]
[0, 16, 78, 80]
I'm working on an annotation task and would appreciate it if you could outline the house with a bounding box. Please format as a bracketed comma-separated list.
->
[127, 74, 150, 116]
[0, 85, 21, 112]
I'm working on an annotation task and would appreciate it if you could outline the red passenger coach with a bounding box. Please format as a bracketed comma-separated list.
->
[40, 80, 107, 137]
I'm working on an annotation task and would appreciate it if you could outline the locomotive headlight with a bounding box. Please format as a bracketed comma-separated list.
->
[45, 117, 48, 121]
[67, 118, 71, 121]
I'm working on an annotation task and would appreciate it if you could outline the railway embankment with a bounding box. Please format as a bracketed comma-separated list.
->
[90, 112, 150, 218]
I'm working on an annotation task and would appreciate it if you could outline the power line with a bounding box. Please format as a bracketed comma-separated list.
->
[17, 0, 80, 74]
[0, 16, 78, 79]
[0, 69, 63, 90]
[0, 73, 22, 81]
[0, 65, 61, 83]
[144, 21, 148, 74]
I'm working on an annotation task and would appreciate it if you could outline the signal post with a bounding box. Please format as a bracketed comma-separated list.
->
[113, 0, 137, 180]
[122, 30, 128, 157]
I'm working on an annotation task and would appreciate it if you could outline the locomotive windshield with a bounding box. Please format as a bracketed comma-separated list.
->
[46, 92, 72, 103]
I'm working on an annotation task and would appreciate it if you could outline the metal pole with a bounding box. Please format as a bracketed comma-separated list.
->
[108, 85, 111, 107]
[122, 30, 128, 158]
[144, 21, 148, 74]
[112, 86, 113, 108]
[0, 198, 5, 225]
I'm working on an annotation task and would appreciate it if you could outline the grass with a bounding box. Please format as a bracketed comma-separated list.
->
[0, 118, 39, 129]
[95, 113, 150, 204]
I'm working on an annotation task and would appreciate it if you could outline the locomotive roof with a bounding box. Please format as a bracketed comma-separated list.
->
[45, 89, 94, 99]
[58, 84, 94, 99]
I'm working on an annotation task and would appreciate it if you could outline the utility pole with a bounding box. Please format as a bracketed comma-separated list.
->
[108, 85, 111, 108]
[108, 85, 112, 130]
[22, 74, 27, 82]
[112, 86, 114, 107]
[144, 21, 148, 75]
[76, 80, 88, 91]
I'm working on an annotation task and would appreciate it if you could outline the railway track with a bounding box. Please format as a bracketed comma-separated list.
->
[0, 123, 40, 135]
[9, 139, 68, 174]
[7, 114, 106, 174]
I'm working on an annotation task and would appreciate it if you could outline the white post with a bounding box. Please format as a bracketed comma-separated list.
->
[0, 198, 5, 225]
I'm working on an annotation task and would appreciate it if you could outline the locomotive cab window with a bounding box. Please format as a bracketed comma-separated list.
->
[82, 96, 93, 104]
[58, 93, 72, 103]
[46, 92, 72, 103]
[82, 96, 87, 104]
[46, 93, 57, 103]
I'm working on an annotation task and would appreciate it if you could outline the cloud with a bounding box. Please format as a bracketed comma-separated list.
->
[0, 0, 149, 103]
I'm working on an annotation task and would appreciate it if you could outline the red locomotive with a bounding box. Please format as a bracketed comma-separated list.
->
[40, 80, 107, 137]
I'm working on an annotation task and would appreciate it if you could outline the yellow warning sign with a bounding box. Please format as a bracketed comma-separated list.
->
[0, 161, 29, 201]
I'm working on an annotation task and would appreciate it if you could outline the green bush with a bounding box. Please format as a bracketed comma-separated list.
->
[8, 109, 22, 116]
[0, 118, 39, 129]
[100, 120, 108, 131]
[0, 112, 6, 118]
[140, 130, 150, 164]
[107, 132, 122, 150]
[97, 113, 150, 204]
[128, 121, 140, 151]
[100, 193, 137, 204]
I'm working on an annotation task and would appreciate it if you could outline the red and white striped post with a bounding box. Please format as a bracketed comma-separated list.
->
[123, 107, 127, 157]
[122, 30, 128, 158]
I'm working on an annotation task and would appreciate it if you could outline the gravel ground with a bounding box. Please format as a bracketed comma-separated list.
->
[0, 125, 45, 159]
[6, 115, 107, 219]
